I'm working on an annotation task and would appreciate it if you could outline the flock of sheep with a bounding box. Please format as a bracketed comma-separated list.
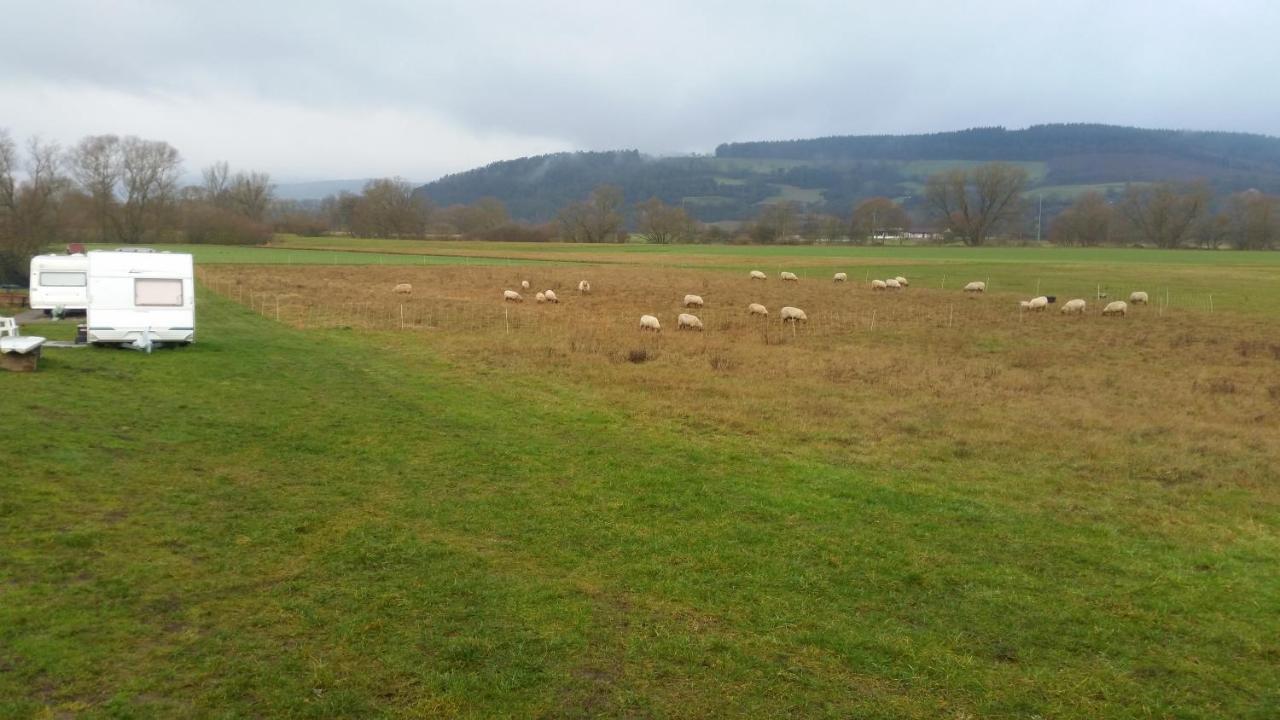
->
[391, 270, 1148, 334]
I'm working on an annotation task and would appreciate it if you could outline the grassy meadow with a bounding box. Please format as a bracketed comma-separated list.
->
[3, 242, 1279, 717]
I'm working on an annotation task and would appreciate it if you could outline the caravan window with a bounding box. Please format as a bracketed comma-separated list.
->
[40, 271, 87, 287]
[134, 278, 184, 307]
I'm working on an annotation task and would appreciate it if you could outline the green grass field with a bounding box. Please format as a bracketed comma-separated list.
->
[3, 243, 1279, 717]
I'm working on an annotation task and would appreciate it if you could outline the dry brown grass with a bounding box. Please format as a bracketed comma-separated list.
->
[201, 263, 1280, 538]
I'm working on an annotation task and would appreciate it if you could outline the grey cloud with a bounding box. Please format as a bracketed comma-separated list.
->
[2, 0, 1277, 180]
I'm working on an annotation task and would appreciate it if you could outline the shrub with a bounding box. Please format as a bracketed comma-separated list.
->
[184, 205, 272, 245]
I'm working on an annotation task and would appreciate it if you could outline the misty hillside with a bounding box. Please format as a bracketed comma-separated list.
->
[416, 124, 1280, 223]
[273, 179, 376, 201]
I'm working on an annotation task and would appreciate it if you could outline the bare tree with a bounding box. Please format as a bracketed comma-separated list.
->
[924, 163, 1028, 246]
[447, 196, 510, 235]
[202, 161, 230, 207]
[351, 178, 431, 238]
[119, 137, 182, 243]
[750, 202, 799, 243]
[66, 134, 122, 242]
[227, 171, 274, 221]
[850, 197, 911, 243]
[1227, 190, 1279, 250]
[636, 197, 696, 244]
[1048, 191, 1113, 246]
[0, 134, 69, 280]
[0, 129, 16, 234]
[1118, 182, 1209, 249]
[557, 185, 624, 243]
[322, 191, 361, 233]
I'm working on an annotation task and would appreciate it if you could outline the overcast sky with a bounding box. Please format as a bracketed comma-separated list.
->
[2, 0, 1277, 183]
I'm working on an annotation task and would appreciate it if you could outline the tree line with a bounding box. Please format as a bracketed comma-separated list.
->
[4, 129, 1277, 285]
[921, 162, 1279, 250]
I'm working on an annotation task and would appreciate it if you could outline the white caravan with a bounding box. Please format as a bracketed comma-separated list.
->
[29, 254, 89, 312]
[86, 251, 195, 345]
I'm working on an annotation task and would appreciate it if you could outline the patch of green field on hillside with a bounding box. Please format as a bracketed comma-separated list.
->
[702, 157, 816, 173]
[2, 286, 1277, 717]
[1030, 182, 1139, 201]
[758, 184, 825, 205]
[678, 195, 739, 207]
[898, 160, 1049, 182]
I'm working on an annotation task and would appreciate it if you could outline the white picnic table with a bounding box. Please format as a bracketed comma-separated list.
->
[0, 326, 46, 371]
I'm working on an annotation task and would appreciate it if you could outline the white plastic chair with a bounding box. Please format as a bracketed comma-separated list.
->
[0, 317, 18, 338]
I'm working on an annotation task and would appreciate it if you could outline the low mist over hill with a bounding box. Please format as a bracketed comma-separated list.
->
[417, 124, 1280, 223]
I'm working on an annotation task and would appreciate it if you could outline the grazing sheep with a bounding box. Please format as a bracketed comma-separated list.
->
[833, 272, 848, 282]
[749, 270, 767, 280]
[1102, 301, 1128, 317]
[543, 290, 559, 304]
[780, 271, 799, 282]
[503, 290, 523, 303]
[1028, 296, 1049, 311]
[895, 276, 909, 286]
[1129, 291, 1149, 305]
[639, 314, 662, 332]
[964, 281, 987, 293]
[885, 278, 902, 290]
[747, 303, 769, 316]
[393, 283, 412, 294]
[535, 292, 546, 303]
[1019, 301, 1031, 310]
[520, 280, 530, 290]
[683, 294, 704, 308]
[1061, 298, 1087, 315]
[780, 306, 808, 323]
[871, 279, 888, 291]
[578, 280, 591, 293]
[677, 313, 704, 331]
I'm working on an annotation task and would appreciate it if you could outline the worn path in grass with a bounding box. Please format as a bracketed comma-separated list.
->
[2, 291, 1277, 718]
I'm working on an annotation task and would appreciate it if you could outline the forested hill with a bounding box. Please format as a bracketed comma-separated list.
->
[416, 124, 1280, 223]
[715, 125, 1280, 168]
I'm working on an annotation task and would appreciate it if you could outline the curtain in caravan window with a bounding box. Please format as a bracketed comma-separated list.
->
[40, 271, 87, 287]
[134, 278, 184, 306]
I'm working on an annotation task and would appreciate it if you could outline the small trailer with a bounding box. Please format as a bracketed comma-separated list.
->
[29, 254, 89, 313]
[86, 251, 195, 347]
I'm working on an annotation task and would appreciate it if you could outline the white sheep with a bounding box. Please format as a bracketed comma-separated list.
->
[833, 272, 848, 282]
[964, 281, 986, 293]
[392, 283, 412, 294]
[780, 306, 808, 323]
[895, 276, 909, 286]
[578, 280, 591, 293]
[749, 270, 767, 280]
[677, 313, 704, 331]
[639, 314, 662, 332]
[504, 290, 523, 303]
[780, 271, 799, 282]
[535, 291, 546, 303]
[1102, 300, 1128, 317]
[520, 280, 530, 290]
[1018, 301, 1031, 310]
[747, 303, 769, 316]
[1129, 291, 1149, 305]
[885, 278, 902, 290]
[1060, 298, 1087, 315]
[1028, 296, 1049, 311]
[683, 294, 704, 308]
[871, 279, 887, 291]
[543, 290, 559, 304]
